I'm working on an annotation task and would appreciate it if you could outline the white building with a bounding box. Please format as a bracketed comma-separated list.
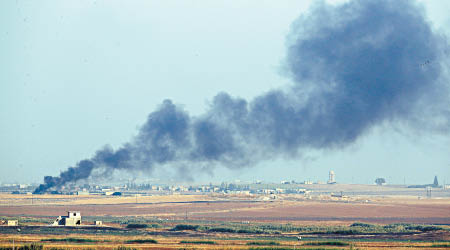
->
[328, 170, 336, 184]
[52, 211, 81, 226]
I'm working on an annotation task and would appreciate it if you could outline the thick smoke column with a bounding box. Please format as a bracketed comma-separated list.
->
[34, 0, 449, 194]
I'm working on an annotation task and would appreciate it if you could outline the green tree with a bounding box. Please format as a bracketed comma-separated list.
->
[375, 178, 386, 186]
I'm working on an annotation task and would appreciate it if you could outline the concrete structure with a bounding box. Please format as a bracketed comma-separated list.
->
[52, 211, 81, 226]
[7, 220, 18, 226]
[328, 170, 336, 184]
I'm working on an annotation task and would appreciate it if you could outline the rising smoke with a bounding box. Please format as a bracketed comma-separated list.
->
[34, 0, 449, 194]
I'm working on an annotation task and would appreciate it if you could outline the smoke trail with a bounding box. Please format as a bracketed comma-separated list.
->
[34, 0, 449, 194]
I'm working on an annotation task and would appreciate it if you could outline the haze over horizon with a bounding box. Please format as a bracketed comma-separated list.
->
[1, 0, 450, 187]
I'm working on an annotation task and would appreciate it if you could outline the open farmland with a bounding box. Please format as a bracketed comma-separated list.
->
[1, 186, 450, 249]
[1, 191, 449, 224]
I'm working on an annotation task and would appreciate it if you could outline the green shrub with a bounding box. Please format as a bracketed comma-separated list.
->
[304, 241, 349, 246]
[171, 224, 199, 231]
[125, 239, 158, 244]
[350, 222, 375, 228]
[247, 241, 280, 246]
[405, 225, 442, 232]
[41, 238, 98, 243]
[180, 240, 215, 244]
[430, 243, 450, 248]
[126, 223, 148, 229]
[237, 228, 264, 234]
[329, 229, 359, 235]
[208, 227, 236, 233]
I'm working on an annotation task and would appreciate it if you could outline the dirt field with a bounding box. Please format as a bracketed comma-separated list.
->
[1, 192, 449, 249]
[1, 193, 449, 224]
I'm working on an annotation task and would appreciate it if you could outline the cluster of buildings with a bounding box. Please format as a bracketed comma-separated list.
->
[0, 181, 315, 197]
[2, 211, 102, 227]
[3, 171, 449, 196]
[50, 211, 102, 226]
[0, 170, 336, 196]
[0, 220, 18, 226]
[0, 183, 34, 194]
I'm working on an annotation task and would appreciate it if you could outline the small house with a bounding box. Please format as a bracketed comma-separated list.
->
[7, 220, 18, 226]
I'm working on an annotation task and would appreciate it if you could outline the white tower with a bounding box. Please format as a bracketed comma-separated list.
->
[328, 170, 336, 184]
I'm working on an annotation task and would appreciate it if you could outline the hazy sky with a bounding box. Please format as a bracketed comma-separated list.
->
[1, 0, 449, 185]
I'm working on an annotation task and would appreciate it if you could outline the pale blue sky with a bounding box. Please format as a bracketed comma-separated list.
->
[1, 0, 449, 185]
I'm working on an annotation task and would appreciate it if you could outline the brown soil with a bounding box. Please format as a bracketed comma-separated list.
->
[1, 194, 449, 224]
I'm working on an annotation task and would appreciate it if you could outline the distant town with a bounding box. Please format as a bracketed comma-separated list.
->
[2, 171, 448, 198]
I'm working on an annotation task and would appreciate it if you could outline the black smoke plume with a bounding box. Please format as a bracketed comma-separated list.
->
[34, 0, 449, 194]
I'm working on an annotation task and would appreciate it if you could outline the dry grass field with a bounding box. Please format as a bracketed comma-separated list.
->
[1, 193, 449, 224]
[1, 190, 450, 249]
[0, 231, 449, 250]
